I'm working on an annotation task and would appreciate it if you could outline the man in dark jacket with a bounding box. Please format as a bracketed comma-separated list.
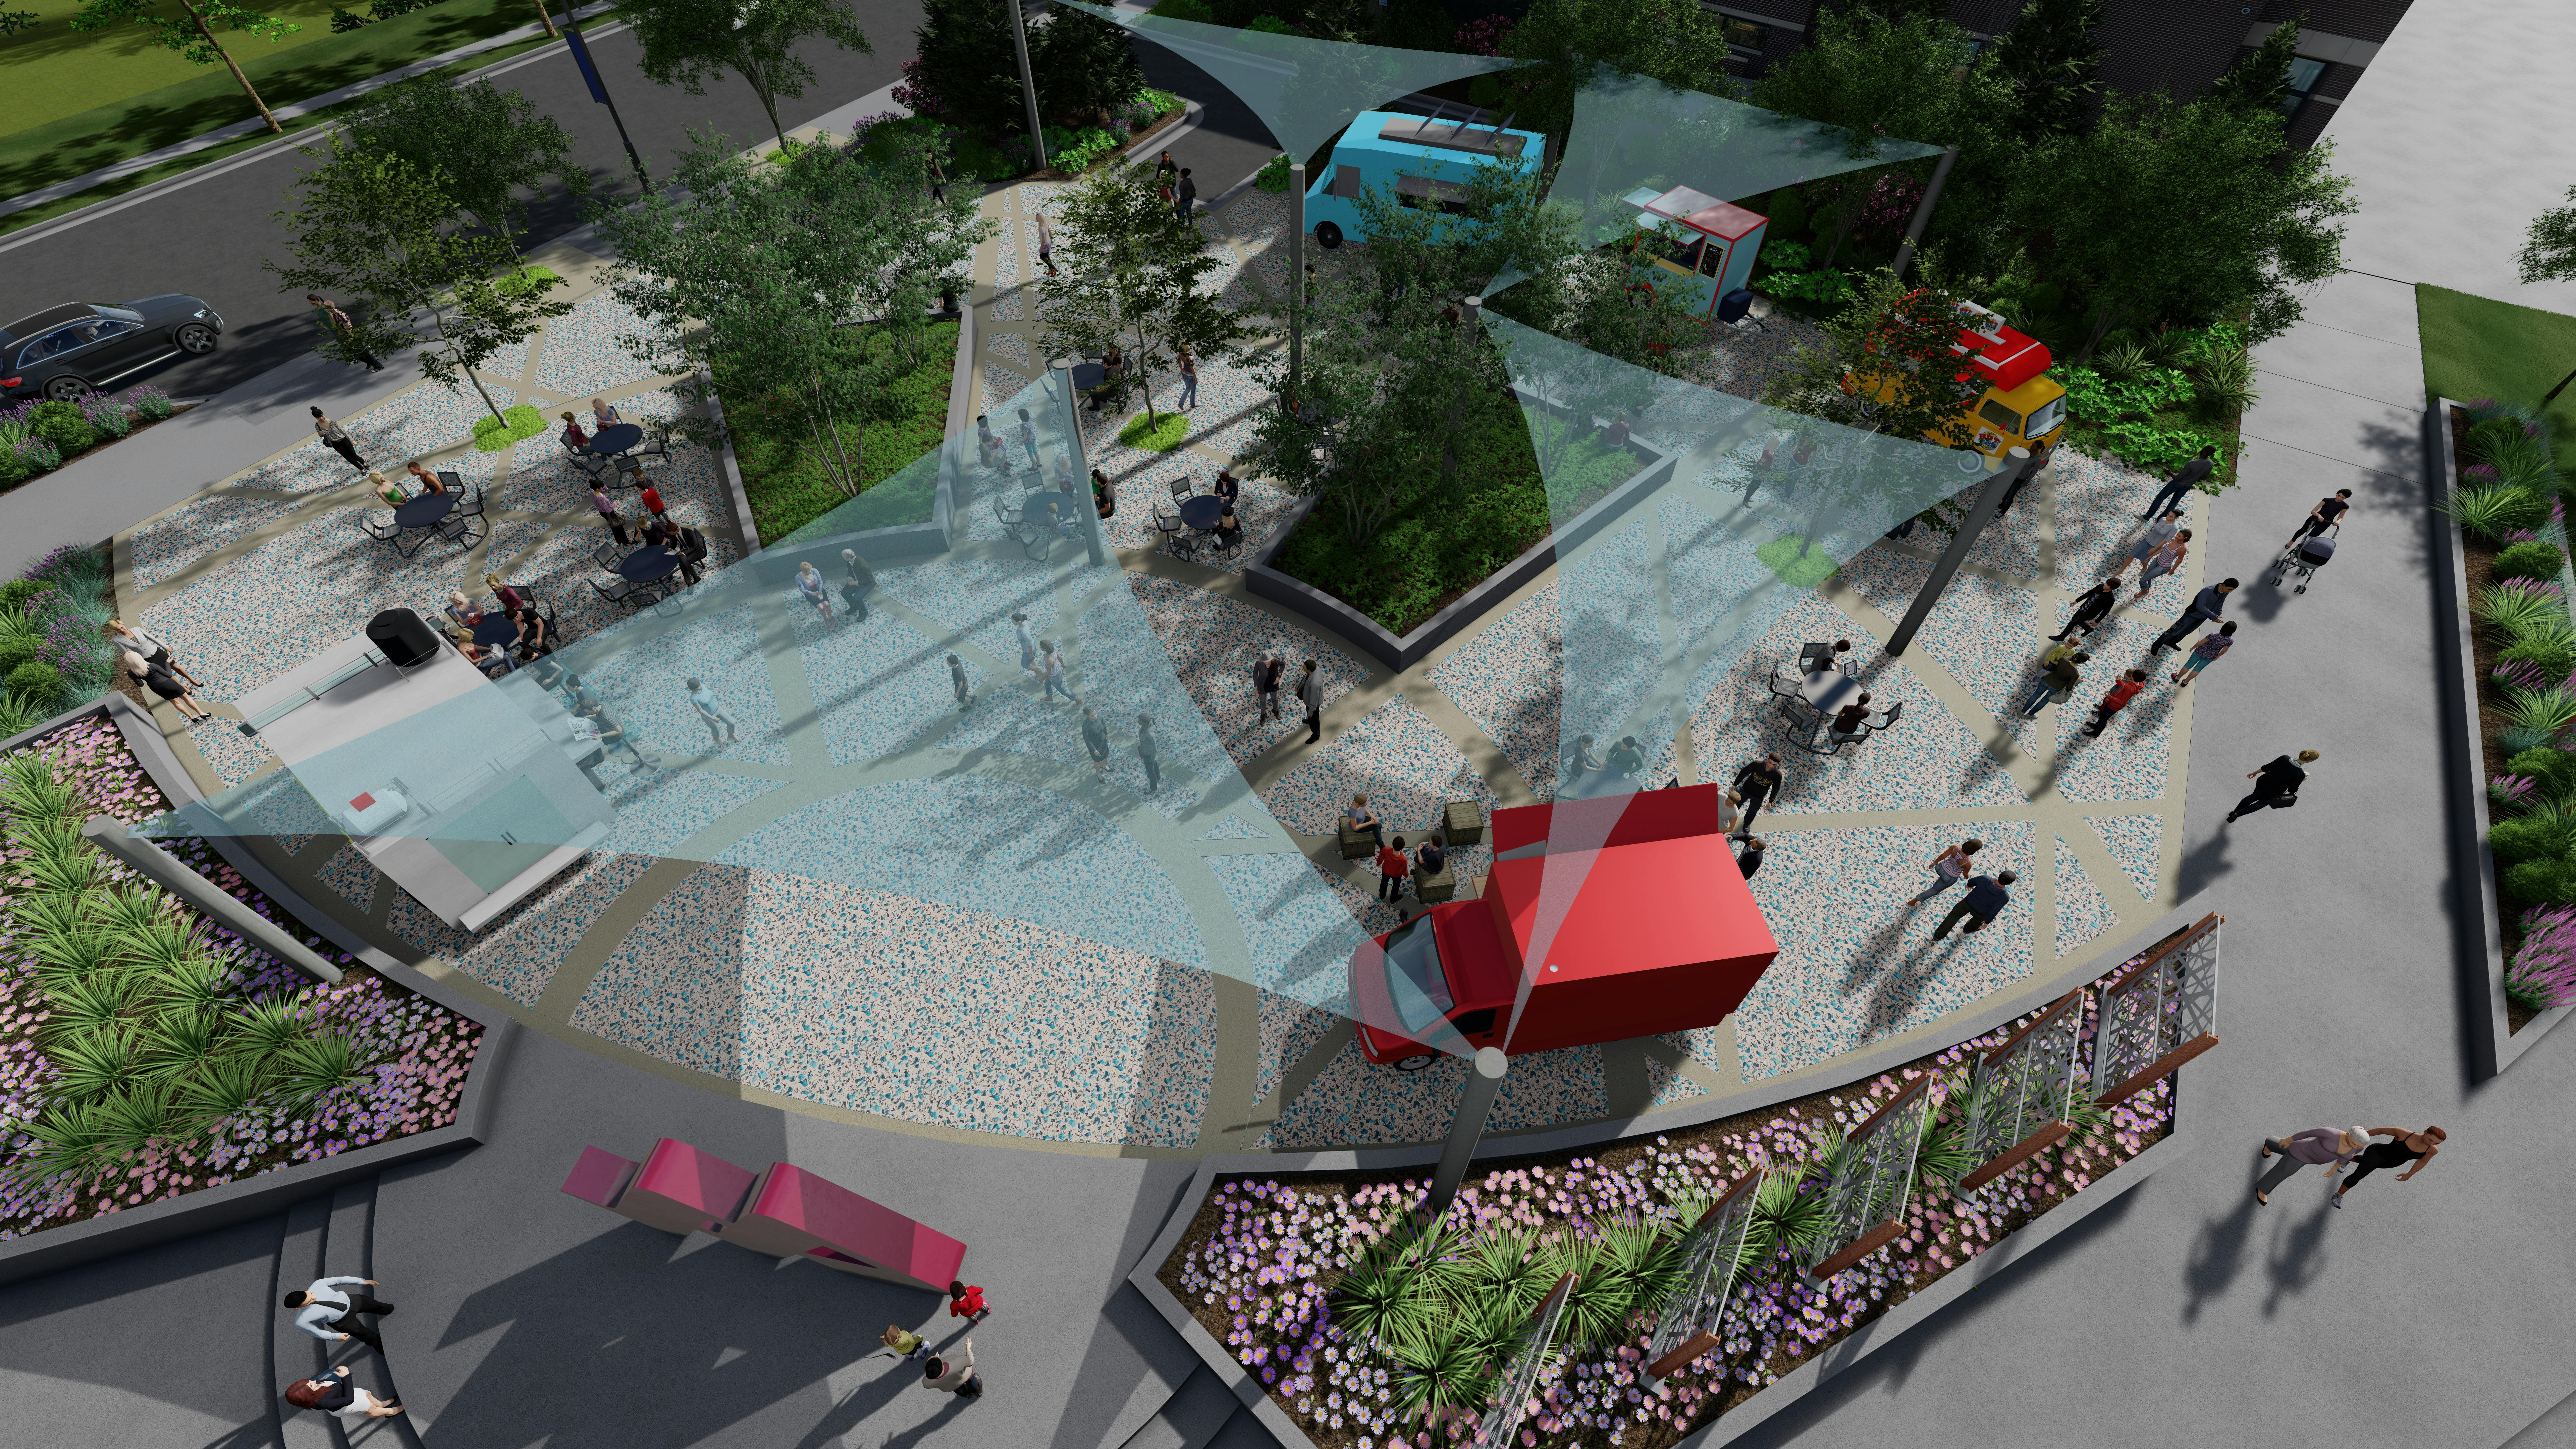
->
[2151, 578, 2238, 653]
[2019, 649, 2088, 717]
[2227, 749, 2317, 822]
[1932, 869, 2017, 939]
[2051, 578, 2120, 642]
[1731, 754, 1783, 836]
[2141, 445, 2218, 520]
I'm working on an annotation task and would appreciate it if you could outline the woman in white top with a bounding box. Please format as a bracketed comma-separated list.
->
[593, 396, 622, 428]
[107, 619, 197, 685]
[1911, 838, 1981, 904]
[283, 1365, 401, 1421]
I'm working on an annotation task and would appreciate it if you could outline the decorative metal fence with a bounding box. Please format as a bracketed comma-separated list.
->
[1952, 985, 2087, 1209]
[2090, 912, 2221, 1107]
[1473, 1271, 1576, 1447]
[1805, 1075, 1932, 1280]
[1641, 1171, 1761, 1383]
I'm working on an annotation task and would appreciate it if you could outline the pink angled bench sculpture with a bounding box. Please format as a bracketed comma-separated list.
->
[559, 1139, 757, 1236]
[719, 1163, 969, 1292]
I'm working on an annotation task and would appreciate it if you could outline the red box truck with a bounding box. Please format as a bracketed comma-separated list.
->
[1348, 784, 1779, 1069]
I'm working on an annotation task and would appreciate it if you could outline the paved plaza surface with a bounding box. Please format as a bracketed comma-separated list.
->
[8, 1, 2576, 1443]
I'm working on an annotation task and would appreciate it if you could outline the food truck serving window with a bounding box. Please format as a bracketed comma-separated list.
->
[1382, 915, 1455, 1035]
[1395, 173, 1472, 215]
[1978, 399, 2023, 433]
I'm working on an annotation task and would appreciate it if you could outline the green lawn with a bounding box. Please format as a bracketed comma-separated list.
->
[730, 321, 959, 544]
[2418, 283, 2576, 473]
[1273, 396, 1645, 636]
[1, 0, 571, 201]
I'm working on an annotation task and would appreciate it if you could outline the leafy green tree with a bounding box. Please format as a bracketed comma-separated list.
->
[1990, 0, 2104, 139]
[625, 0, 873, 149]
[590, 128, 989, 498]
[337, 77, 591, 264]
[2011, 91, 2354, 356]
[1498, 0, 1738, 144]
[2203, 13, 2303, 116]
[2518, 186, 2576, 285]
[67, 0, 300, 134]
[909, 0, 1024, 137]
[1749, 10, 2017, 275]
[265, 141, 575, 427]
[1036, 7, 1147, 127]
[1037, 168, 1248, 429]
[0, 11, 41, 36]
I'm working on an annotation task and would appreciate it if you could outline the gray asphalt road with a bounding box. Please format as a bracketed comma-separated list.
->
[0, 3, 924, 401]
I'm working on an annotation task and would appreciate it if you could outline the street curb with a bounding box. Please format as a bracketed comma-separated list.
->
[2431, 396, 2572, 1075]
[0, 1, 623, 228]
[0, 695, 518, 1289]
[1124, 894, 2219, 1446]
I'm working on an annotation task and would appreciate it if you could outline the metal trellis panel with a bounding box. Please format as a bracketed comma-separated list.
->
[1806, 1076, 1931, 1280]
[2090, 913, 2223, 1107]
[1952, 986, 2087, 1206]
[1641, 1172, 1761, 1384]
[1473, 1271, 1576, 1448]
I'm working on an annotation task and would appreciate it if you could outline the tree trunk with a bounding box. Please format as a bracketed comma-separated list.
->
[531, 0, 557, 37]
[458, 361, 511, 429]
[743, 53, 788, 149]
[183, 0, 282, 135]
[1134, 322, 1158, 427]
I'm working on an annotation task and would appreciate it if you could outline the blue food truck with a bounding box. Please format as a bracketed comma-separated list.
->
[1304, 107, 1550, 249]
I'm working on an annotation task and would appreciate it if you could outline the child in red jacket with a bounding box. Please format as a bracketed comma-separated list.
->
[1376, 837, 1411, 905]
[949, 1280, 988, 1324]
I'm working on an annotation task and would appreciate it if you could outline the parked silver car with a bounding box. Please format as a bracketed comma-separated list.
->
[1, 296, 223, 402]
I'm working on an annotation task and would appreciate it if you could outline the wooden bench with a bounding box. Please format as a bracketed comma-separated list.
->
[1411, 861, 1457, 904]
[1441, 799, 1486, 847]
[1336, 820, 1377, 859]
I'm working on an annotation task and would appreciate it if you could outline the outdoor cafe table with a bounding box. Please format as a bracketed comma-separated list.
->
[1177, 494, 1226, 531]
[586, 423, 644, 459]
[393, 492, 457, 530]
[470, 615, 523, 649]
[617, 546, 684, 584]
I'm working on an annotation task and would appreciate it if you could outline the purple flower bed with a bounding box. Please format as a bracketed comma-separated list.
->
[1160, 972, 2176, 1448]
[0, 715, 482, 1240]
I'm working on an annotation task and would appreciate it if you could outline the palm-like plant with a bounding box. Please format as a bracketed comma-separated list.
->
[96, 1081, 202, 1156]
[273, 1031, 372, 1112]
[1457, 1227, 1546, 1314]
[18, 820, 101, 896]
[2473, 580, 2570, 641]
[2501, 684, 2576, 738]
[178, 1054, 274, 1121]
[2193, 346, 2260, 416]
[1912, 1090, 1979, 1196]
[2092, 337, 2150, 382]
[137, 1008, 226, 1085]
[2444, 486, 2552, 543]
[0, 750, 77, 818]
[1746, 1168, 1832, 1267]
[1385, 1314, 1497, 1423]
[1595, 1213, 1684, 1314]
[14, 1099, 120, 1186]
[46, 1023, 136, 1098]
[234, 998, 311, 1058]
[1334, 1227, 1443, 1349]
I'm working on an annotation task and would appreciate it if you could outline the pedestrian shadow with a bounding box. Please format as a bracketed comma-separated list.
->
[2175, 814, 2238, 899]
[2180, 1173, 2258, 1324]
[2263, 1198, 2334, 1317]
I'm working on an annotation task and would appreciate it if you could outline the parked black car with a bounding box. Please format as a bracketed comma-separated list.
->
[0, 296, 223, 402]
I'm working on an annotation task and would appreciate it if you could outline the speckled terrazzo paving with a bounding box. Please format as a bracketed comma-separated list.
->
[2088, 813, 2164, 900]
[2052, 834, 2116, 960]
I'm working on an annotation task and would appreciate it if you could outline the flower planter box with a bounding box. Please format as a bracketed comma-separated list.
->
[2429, 397, 2573, 1075]
[1124, 896, 2218, 1449]
[1245, 427, 1678, 674]
[0, 693, 517, 1287]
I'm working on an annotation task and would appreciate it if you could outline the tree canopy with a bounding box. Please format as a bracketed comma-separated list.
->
[2203, 14, 2303, 116]
[337, 76, 590, 261]
[2519, 186, 2576, 286]
[1035, 8, 1148, 128]
[624, 0, 872, 148]
[1037, 168, 1247, 427]
[68, 0, 299, 133]
[1497, 0, 1738, 144]
[907, 0, 1024, 137]
[2011, 91, 2353, 354]
[1990, 0, 2105, 139]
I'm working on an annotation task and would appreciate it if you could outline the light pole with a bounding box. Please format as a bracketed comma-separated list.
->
[1006, 0, 1048, 170]
[1288, 161, 1305, 394]
[1889, 144, 1959, 283]
[559, 4, 650, 193]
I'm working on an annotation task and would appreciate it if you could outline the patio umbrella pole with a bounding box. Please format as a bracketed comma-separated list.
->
[1886, 445, 2029, 657]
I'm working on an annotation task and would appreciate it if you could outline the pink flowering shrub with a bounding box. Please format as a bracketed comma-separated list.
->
[2507, 905, 2576, 1013]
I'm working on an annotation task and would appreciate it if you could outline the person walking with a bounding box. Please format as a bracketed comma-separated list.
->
[1174, 167, 1197, 222]
[1715, 788, 1742, 837]
[1177, 350, 1199, 410]
[1376, 835, 1411, 903]
[1136, 713, 1161, 792]
[2018, 646, 2087, 717]
[977, 414, 1005, 472]
[794, 560, 833, 619]
[1081, 705, 1111, 779]
[2140, 445, 2218, 521]
[1037, 641, 1073, 704]
[1155, 149, 1178, 188]
[1034, 211, 1057, 276]
[122, 649, 212, 723]
[2115, 509, 2183, 582]
[108, 620, 196, 688]
[2151, 579, 2236, 653]
[306, 295, 383, 371]
[312, 408, 366, 472]
[840, 549, 875, 622]
[1732, 754, 1783, 836]
[2226, 749, 2318, 823]
[284, 1365, 403, 1423]
[2332, 1126, 2447, 1209]
[1252, 650, 1282, 722]
[1910, 839, 1981, 905]
[2083, 668, 2148, 738]
[2287, 488, 2352, 548]
[880, 1324, 930, 1362]
[686, 677, 739, 746]
[2171, 621, 2237, 686]
[2052, 579, 2120, 642]
[1012, 612, 1036, 674]
[948, 653, 972, 710]
[591, 484, 631, 545]
[1931, 870, 2016, 940]
[2256, 1125, 2368, 1206]
[1736, 836, 1766, 879]
[285, 1276, 394, 1354]
[924, 1345, 983, 1401]
[949, 1280, 990, 1324]
[2131, 529, 2190, 600]
[1298, 659, 1324, 744]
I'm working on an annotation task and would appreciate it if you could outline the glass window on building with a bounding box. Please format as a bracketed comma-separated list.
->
[2284, 57, 2327, 114]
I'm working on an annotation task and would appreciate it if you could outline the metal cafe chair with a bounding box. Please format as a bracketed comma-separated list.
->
[1153, 510, 1196, 560]
[1167, 475, 1193, 502]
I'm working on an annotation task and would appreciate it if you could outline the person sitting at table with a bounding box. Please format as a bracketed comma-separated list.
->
[1829, 639, 1860, 677]
[1213, 470, 1240, 504]
[1605, 735, 1645, 778]
[1212, 507, 1242, 551]
[444, 591, 484, 628]
[1830, 692, 1874, 741]
[485, 573, 525, 612]
[593, 397, 621, 429]
[1564, 734, 1604, 783]
[642, 515, 677, 549]
[405, 460, 447, 494]
[560, 411, 590, 449]
[461, 639, 515, 676]
[510, 606, 550, 658]
[369, 470, 406, 506]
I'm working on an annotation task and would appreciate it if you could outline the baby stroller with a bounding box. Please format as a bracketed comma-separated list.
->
[2268, 524, 2337, 594]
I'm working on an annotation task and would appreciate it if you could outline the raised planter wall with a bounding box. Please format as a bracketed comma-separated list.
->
[0, 694, 518, 1287]
[2430, 397, 2570, 1076]
[1126, 895, 2218, 1447]
[1247, 428, 1678, 674]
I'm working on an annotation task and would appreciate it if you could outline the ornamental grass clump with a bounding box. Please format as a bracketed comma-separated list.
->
[2506, 905, 2576, 1013]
